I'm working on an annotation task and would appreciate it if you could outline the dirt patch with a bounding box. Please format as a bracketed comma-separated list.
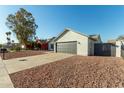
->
[0, 50, 46, 60]
[9, 56, 124, 88]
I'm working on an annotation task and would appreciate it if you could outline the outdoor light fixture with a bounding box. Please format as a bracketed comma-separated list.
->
[78, 42, 80, 44]
[21, 45, 25, 49]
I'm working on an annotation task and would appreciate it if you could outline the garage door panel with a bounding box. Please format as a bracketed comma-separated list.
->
[57, 41, 77, 54]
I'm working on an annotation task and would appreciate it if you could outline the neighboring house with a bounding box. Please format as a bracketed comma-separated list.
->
[54, 28, 102, 56]
[114, 40, 124, 58]
[36, 39, 48, 50]
[105, 39, 124, 57]
[107, 39, 116, 44]
[48, 37, 56, 51]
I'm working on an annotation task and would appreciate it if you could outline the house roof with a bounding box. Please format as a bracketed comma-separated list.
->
[95, 43, 117, 46]
[89, 34, 101, 41]
[107, 39, 116, 45]
[47, 37, 56, 43]
[54, 28, 101, 42]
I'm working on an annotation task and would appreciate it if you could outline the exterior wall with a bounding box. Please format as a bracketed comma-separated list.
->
[116, 41, 121, 57]
[121, 49, 124, 58]
[121, 42, 124, 58]
[88, 39, 101, 56]
[55, 31, 89, 56]
[77, 38, 88, 56]
[54, 43, 56, 53]
[88, 39, 94, 56]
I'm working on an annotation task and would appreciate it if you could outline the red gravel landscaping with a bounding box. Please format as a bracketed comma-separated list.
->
[9, 56, 124, 88]
[0, 50, 46, 60]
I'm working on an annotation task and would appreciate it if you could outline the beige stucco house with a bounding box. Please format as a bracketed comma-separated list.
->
[54, 28, 102, 56]
[114, 40, 124, 58]
[107, 39, 124, 57]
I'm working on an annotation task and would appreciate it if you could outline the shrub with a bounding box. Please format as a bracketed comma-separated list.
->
[0, 44, 2, 48]
[15, 46, 21, 51]
[10, 44, 21, 51]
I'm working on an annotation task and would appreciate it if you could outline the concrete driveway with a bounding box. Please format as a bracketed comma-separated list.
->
[0, 57, 13, 88]
[4, 52, 74, 74]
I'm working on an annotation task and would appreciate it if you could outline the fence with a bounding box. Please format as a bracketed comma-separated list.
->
[121, 47, 124, 58]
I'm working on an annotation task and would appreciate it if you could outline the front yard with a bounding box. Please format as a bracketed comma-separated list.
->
[0, 50, 46, 60]
[9, 56, 124, 88]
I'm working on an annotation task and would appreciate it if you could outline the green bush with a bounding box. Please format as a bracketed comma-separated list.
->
[15, 46, 21, 51]
[10, 44, 21, 51]
[0, 44, 2, 48]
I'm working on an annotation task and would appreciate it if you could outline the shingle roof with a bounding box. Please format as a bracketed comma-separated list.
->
[107, 39, 116, 45]
[89, 35, 100, 41]
[47, 37, 56, 43]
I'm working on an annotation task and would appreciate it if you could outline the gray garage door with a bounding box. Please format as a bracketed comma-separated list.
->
[56, 41, 77, 54]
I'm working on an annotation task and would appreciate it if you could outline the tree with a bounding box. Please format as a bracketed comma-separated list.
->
[12, 40, 14, 43]
[6, 31, 11, 44]
[117, 35, 124, 41]
[0, 44, 2, 48]
[6, 31, 11, 36]
[6, 8, 38, 48]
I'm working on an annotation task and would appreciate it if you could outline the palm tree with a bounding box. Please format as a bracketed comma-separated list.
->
[12, 40, 14, 43]
[6, 31, 11, 37]
[6, 31, 11, 44]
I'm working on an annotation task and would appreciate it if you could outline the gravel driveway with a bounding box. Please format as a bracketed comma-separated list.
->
[9, 56, 124, 88]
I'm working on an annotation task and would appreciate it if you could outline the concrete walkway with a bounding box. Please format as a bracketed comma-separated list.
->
[4, 53, 74, 74]
[0, 57, 13, 88]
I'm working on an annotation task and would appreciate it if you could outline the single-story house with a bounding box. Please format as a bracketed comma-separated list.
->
[35, 39, 48, 50]
[54, 28, 102, 56]
[110, 40, 124, 58]
[104, 39, 124, 57]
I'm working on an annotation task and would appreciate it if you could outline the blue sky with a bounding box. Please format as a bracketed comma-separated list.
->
[0, 5, 124, 44]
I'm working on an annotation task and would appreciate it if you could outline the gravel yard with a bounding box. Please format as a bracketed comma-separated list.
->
[9, 56, 124, 88]
[0, 50, 46, 60]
